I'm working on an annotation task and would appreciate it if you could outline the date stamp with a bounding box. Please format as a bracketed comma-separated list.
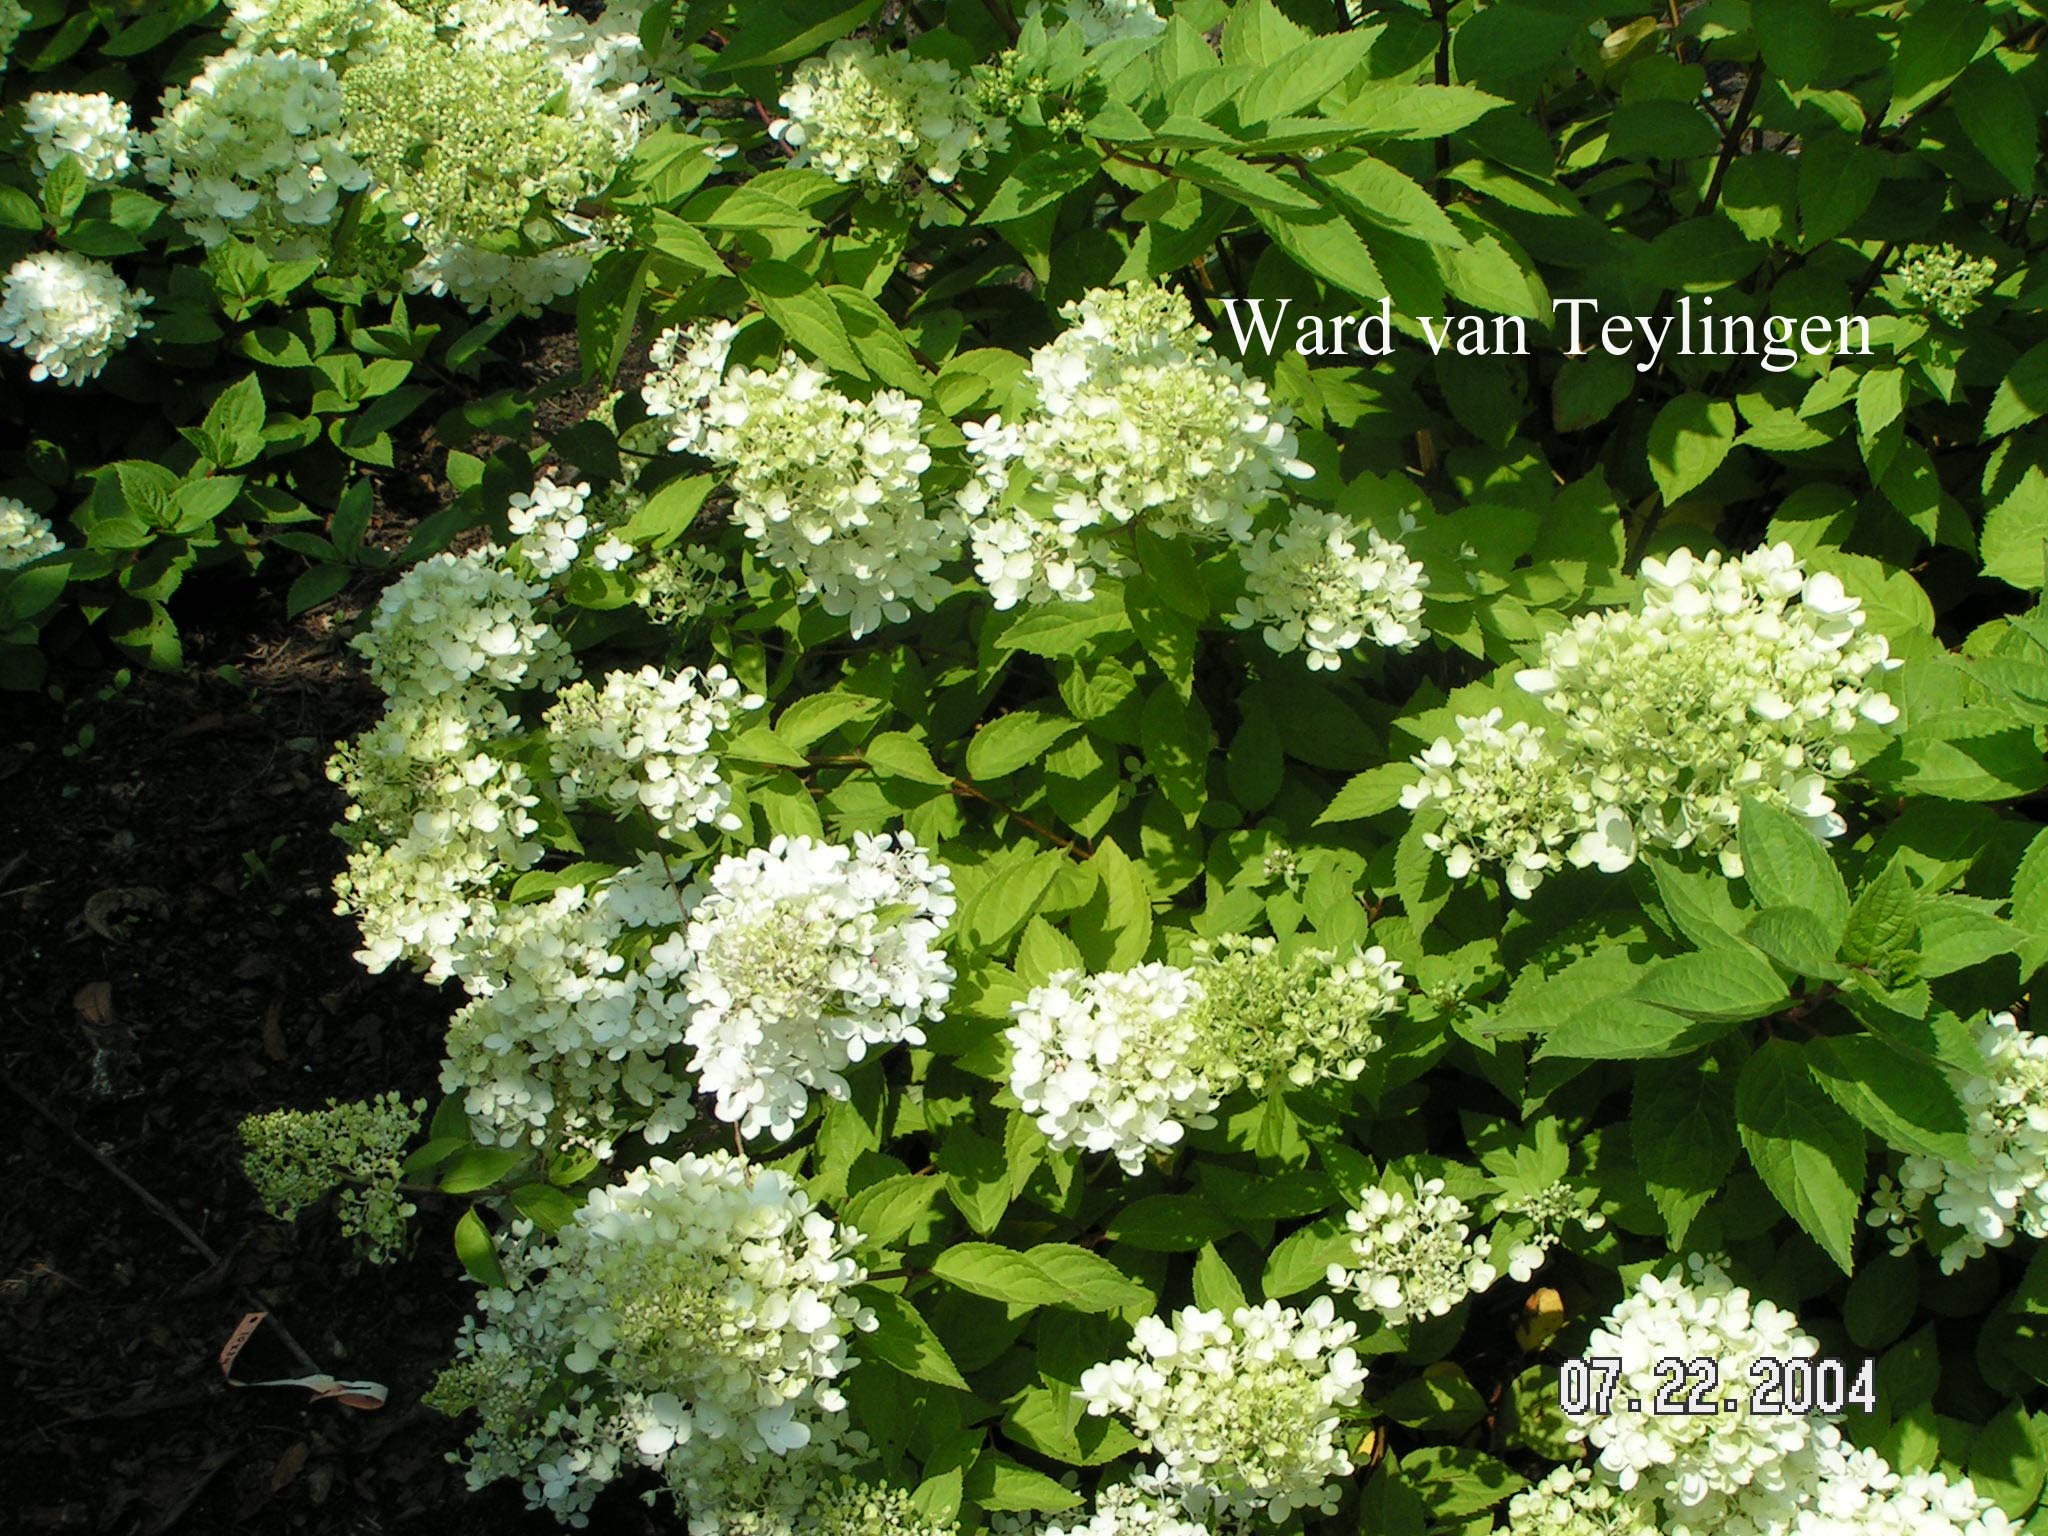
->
[1560, 1355, 1877, 1417]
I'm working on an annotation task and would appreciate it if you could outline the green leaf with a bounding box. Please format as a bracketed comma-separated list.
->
[1106, 1195, 1235, 1252]
[510, 1183, 578, 1233]
[1191, 1242, 1248, 1313]
[1986, 353, 2048, 443]
[1537, 998, 1711, 1060]
[1981, 468, 2048, 589]
[1317, 763, 1415, 824]
[1797, 135, 1880, 249]
[2012, 827, 2048, 974]
[1629, 948, 1790, 1022]
[1400, 1447, 1524, 1520]
[1808, 1035, 1972, 1162]
[284, 562, 348, 619]
[1126, 572, 1197, 694]
[1029, 1244, 1153, 1312]
[1138, 684, 1211, 817]
[1647, 394, 1737, 503]
[1916, 896, 2019, 977]
[1842, 857, 1921, 970]
[962, 1453, 1083, 1513]
[861, 1287, 970, 1390]
[575, 249, 649, 383]
[1647, 858, 1745, 950]
[967, 710, 1077, 781]
[1968, 1402, 2048, 1518]
[995, 601, 1131, 658]
[1735, 1040, 1866, 1272]
[1015, 915, 1085, 985]
[724, 724, 810, 768]
[939, 1129, 1013, 1236]
[866, 731, 953, 786]
[841, 1174, 944, 1252]
[1337, 84, 1505, 140]
[1314, 154, 1467, 248]
[930, 1243, 1146, 1313]
[454, 1208, 505, 1288]
[1394, 813, 1452, 936]
[1876, 708, 2048, 799]
[1751, 0, 1832, 89]
[978, 144, 1100, 224]
[1002, 1385, 1140, 1466]
[1633, 1054, 1738, 1245]
[1261, 1218, 1352, 1299]
[1254, 205, 1384, 302]
[967, 849, 1063, 951]
[1888, 0, 1991, 121]
[1738, 799, 1850, 937]
[1743, 906, 1847, 979]
[1181, 152, 1321, 214]
[615, 473, 713, 549]
[1953, 59, 2037, 195]
[1083, 837, 1152, 969]
[743, 261, 866, 378]
[714, 0, 885, 69]
[438, 1143, 527, 1194]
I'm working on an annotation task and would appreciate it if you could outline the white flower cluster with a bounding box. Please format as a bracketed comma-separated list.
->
[143, 48, 370, 256]
[0, 0, 25, 74]
[1497, 1179, 1607, 1278]
[699, 353, 962, 637]
[439, 859, 703, 1153]
[544, 664, 762, 840]
[329, 700, 543, 984]
[962, 284, 1311, 608]
[0, 497, 63, 568]
[1230, 506, 1429, 669]
[506, 475, 593, 579]
[1505, 1466, 1657, 1536]
[1870, 1009, 2048, 1273]
[224, 0, 399, 60]
[167, 1, 673, 310]
[1556, 1256, 2016, 1536]
[1400, 707, 1585, 900]
[1078, 1297, 1368, 1525]
[1328, 1175, 1505, 1326]
[1009, 942, 1405, 1173]
[1007, 962, 1216, 1176]
[21, 91, 137, 182]
[0, 251, 151, 386]
[1403, 545, 1900, 897]
[643, 317, 738, 455]
[680, 833, 957, 1141]
[1038, 1484, 1210, 1536]
[1184, 935, 1403, 1096]
[1026, 0, 1167, 47]
[771, 39, 1004, 207]
[1571, 1255, 1822, 1507]
[350, 546, 575, 704]
[430, 1153, 873, 1525]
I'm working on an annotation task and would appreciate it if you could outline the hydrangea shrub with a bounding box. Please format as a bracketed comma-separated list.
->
[35, 0, 2045, 1530]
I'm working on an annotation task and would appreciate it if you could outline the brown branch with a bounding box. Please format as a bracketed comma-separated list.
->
[1700, 61, 1765, 217]
[980, 0, 1021, 44]
[950, 779, 1087, 855]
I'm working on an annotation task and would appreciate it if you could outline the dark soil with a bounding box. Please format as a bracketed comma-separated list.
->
[0, 587, 656, 1534]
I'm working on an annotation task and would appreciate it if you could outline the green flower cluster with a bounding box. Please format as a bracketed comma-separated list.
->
[239, 1092, 424, 1263]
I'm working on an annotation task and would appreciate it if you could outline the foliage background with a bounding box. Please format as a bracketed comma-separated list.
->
[9, 0, 2048, 1532]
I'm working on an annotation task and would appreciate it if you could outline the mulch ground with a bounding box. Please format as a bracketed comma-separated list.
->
[0, 583, 660, 1533]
